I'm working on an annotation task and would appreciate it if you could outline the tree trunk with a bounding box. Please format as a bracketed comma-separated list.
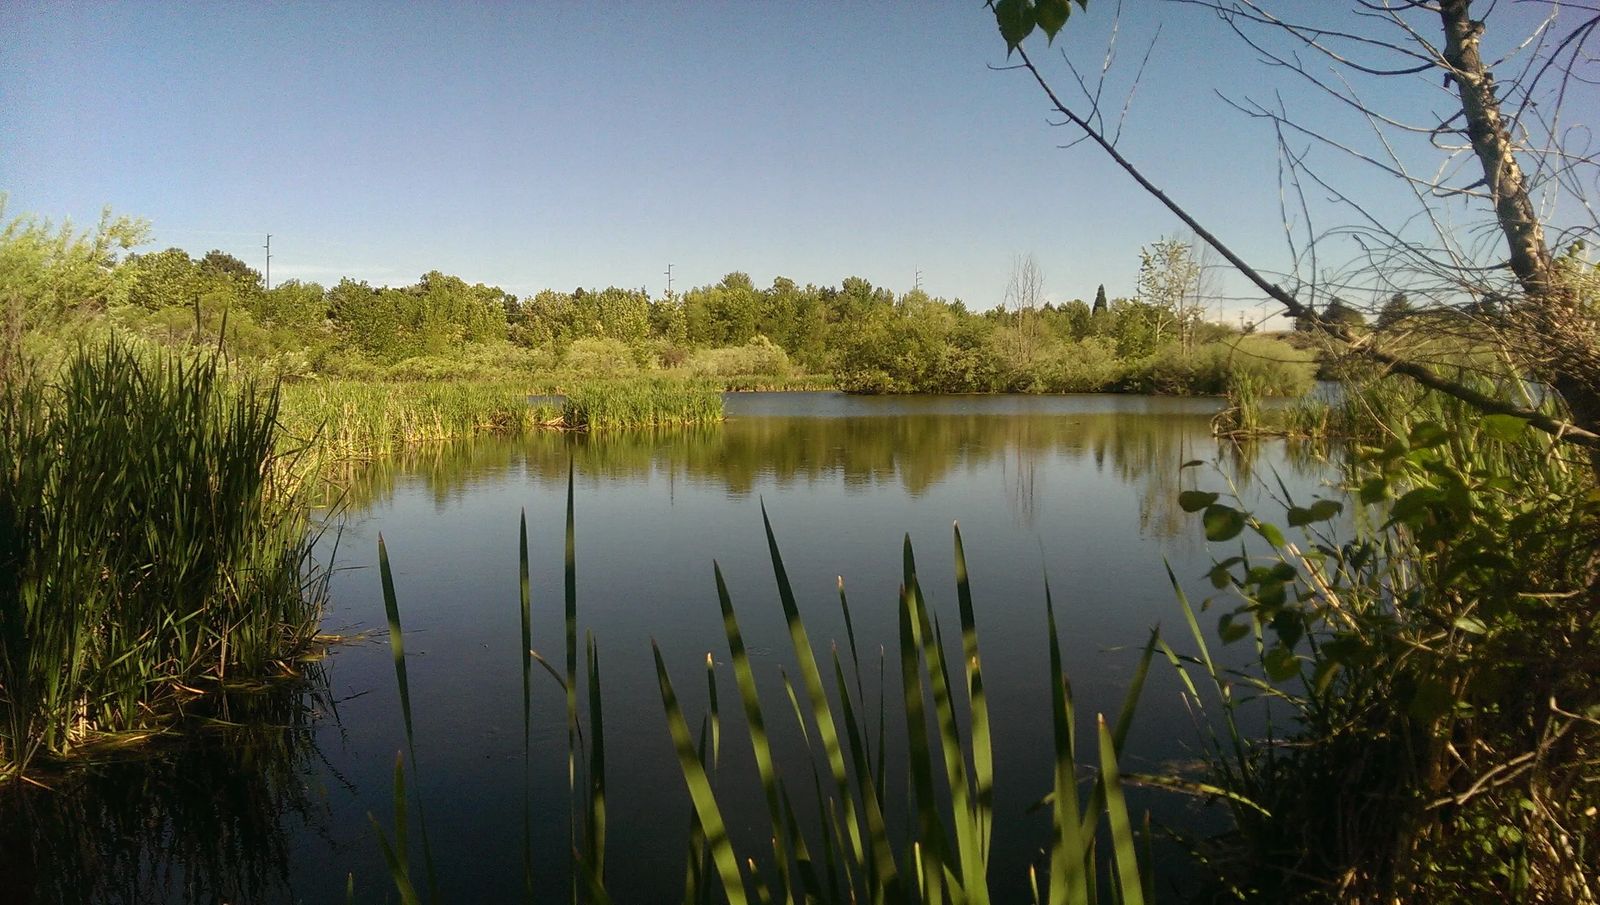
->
[1440, 0, 1600, 465]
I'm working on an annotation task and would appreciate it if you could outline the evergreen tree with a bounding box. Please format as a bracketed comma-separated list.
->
[1092, 284, 1108, 316]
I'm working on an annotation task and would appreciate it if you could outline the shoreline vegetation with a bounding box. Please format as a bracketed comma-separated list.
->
[7, 202, 1595, 901]
[0, 341, 327, 779]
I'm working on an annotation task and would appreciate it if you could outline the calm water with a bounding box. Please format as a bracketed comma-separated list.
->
[3, 393, 1340, 904]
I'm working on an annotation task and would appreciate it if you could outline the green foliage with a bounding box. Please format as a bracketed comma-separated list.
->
[0, 201, 147, 372]
[559, 378, 723, 430]
[276, 379, 556, 460]
[1175, 379, 1600, 902]
[684, 335, 792, 381]
[0, 341, 325, 775]
[993, 0, 1088, 51]
[5, 200, 1308, 401]
[562, 336, 640, 376]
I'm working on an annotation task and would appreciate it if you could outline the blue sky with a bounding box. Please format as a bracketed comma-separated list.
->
[0, 2, 1567, 319]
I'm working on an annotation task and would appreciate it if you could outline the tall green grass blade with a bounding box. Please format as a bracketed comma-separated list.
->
[586, 631, 607, 886]
[706, 651, 721, 770]
[1044, 582, 1089, 905]
[1075, 629, 1158, 844]
[653, 641, 748, 905]
[953, 523, 994, 866]
[829, 647, 897, 900]
[898, 578, 949, 886]
[519, 510, 535, 904]
[370, 753, 423, 905]
[1096, 716, 1145, 905]
[565, 459, 580, 897]
[377, 535, 439, 903]
[905, 536, 986, 902]
[759, 502, 884, 888]
[714, 562, 797, 902]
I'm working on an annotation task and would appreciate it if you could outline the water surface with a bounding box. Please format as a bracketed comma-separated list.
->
[5, 392, 1340, 903]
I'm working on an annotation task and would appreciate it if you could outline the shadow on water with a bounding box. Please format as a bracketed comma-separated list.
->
[0, 668, 339, 905]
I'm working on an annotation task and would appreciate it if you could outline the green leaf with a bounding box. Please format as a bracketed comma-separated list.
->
[1358, 477, 1388, 505]
[1408, 421, 1449, 448]
[994, 0, 1036, 52]
[1202, 504, 1245, 541]
[1271, 608, 1304, 649]
[1480, 413, 1528, 442]
[1207, 560, 1236, 589]
[1453, 615, 1488, 635]
[1312, 659, 1342, 696]
[1263, 645, 1299, 682]
[1179, 490, 1219, 513]
[1286, 499, 1342, 527]
[1217, 614, 1250, 644]
[1034, 0, 1071, 41]
[1251, 521, 1286, 548]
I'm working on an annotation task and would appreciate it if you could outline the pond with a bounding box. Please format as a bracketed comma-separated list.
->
[2, 392, 1340, 904]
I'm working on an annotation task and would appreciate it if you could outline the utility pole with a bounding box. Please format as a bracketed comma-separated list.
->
[914, 269, 923, 292]
[263, 234, 272, 291]
[664, 263, 674, 298]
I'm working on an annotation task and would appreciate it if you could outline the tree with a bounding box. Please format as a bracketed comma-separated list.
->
[0, 203, 146, 373]
[989, 0, 1600, 457]
[1135, 236, 1202, 351]
[1002, 252, 1045, 369]
[1376, 292, 1413, 331]
[125, 248, 201, 310]
[1092, 283, 1108, 316]
[1323, 298, 1365, 329]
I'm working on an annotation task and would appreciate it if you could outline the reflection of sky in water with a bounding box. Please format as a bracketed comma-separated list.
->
[11, 394, 1343, 903]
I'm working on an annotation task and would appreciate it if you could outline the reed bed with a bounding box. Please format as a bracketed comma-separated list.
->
[559, 378, 724, 430]
[276, 380, 560, 461]
[371, 467, 1154, 903]
[0, 340, 326, 777]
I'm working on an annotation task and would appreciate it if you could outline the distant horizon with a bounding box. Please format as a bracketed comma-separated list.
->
[4, 2, 1565, 328]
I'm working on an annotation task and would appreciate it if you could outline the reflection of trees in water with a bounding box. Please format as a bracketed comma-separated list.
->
[0, 673, 335, 905]
[330, 414, 1332, 536]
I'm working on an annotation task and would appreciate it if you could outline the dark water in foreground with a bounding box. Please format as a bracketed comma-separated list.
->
[3, 393, 1341, 904]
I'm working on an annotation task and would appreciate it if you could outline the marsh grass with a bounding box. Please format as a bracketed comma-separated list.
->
[559, 378, 724, 430]
[276, 377, 723, 469]
[277, 380, 560, 461]
[370, 463, 1156, 903]
[0, 340, 327, 777]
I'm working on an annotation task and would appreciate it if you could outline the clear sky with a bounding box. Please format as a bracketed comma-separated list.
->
[0, 2, 1571, 319]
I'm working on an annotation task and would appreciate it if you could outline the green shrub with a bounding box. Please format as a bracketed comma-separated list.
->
[0, 340, 324, 775]
[563, 337, 639, 377]
[686, 335, 792, 379]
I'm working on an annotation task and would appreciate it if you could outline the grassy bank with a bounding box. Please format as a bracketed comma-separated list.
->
[276, 375, 726, 462]
[0, 341, 326, 777]
[276, 380, 561, 461]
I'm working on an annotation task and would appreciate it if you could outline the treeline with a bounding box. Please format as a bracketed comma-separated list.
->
[6, 208, 1315, 395]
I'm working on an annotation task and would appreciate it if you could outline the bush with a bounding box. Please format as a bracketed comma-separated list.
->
[1031, 337, 1124, 392]
[1126, 336, 1315, 395]
[685, 336, 793, 379]
[562, 337, 639, 377]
